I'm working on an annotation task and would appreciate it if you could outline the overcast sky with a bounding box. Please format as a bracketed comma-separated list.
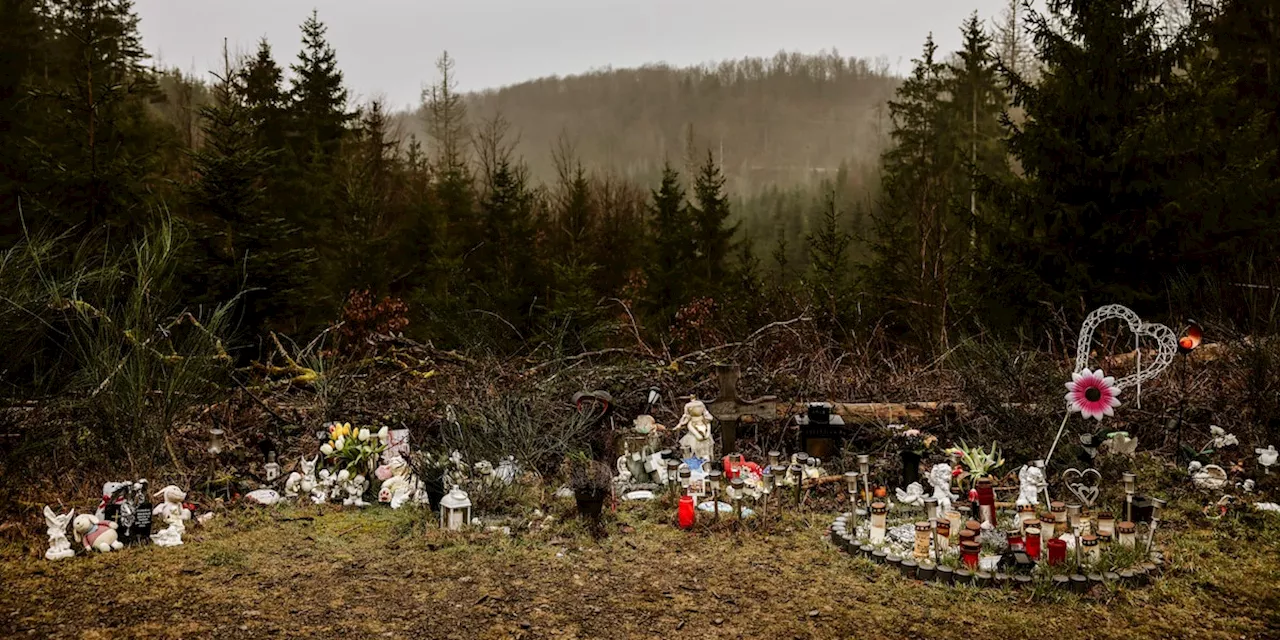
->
[135, 0, 1026, 111]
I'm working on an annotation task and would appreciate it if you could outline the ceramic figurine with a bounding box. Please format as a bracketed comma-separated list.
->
[1258, 445, 1277, 474]
[1188, 461, 1228, 490]
[495, 457, 519, 485]
[926, 463, 957, 514]
[43, 506, 75, 560]
[895, 482, 925, 507]
[677, 398, 715, 462]
[474, 460, 496, 485]
[150, 508, 186, 547]
[73, 514, 123, 552]
[341, 472, 369, 507]
[1016, 463, 1047, 507]
[633, 414, 664, 435]
[284, 456, 318, 498]
[151, 485, 191, 527]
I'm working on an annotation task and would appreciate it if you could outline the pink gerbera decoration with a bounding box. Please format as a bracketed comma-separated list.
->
[1064, 368, 1122, 420]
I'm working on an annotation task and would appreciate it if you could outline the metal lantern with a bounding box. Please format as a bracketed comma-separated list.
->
[208, 428, 225, 455]
[439, 485, 472, 531]
[1122, 472, 1137, 521]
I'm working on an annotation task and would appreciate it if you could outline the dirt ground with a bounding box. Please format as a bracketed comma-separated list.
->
[3, 500, 1278, 640]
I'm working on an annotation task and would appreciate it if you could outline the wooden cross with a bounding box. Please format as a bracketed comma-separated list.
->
[705, 363, 777, 455]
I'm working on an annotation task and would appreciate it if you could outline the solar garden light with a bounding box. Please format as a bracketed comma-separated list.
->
[845, 471, 860, 528]
[791, 464, 804, 505]
[1145, 497, 1166, 555]
[857, 454, 872, 508]
[708, 470, 723, 523]
[1122, 472, 1137, 522]
[730, 477, 745, 519]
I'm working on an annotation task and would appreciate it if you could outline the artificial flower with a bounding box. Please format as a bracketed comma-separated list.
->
[1064, 368, 1122, 420]
[1257, 445, 1277, 472]
[1209, 425, 1238, 449]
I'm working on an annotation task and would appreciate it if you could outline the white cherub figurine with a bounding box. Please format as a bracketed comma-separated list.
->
[73, 514, 123, 552]
[895, 482, 925, 507]
[926, 463, 957, 514]
[342, 473, 369, 507]
[285, 455, 318, 498]
[677, 398, 715, 462]
[43, 506, 76, 560]
[314, 469, 335, 504]
[1016, 463, 1047, 507]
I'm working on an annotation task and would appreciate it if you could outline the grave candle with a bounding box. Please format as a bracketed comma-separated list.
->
[678, 495, 696, 529]
[1025, 526, 1042, 560]
[960, 541, 981, 570]
[913, 521, 932, 560]
[934, 519, 951, 551]
[1047, 538, 1067, 565]
[958, 529, 977, 545]
[976, 478, 996, 527]
[1039, 511, 1056, 540]
[1024, 519, 1040, 544]
[1096, 512, 1116, 537]
[1017, 504, 1036, 530]
[1081, 534, 1100, 564]
[870, 502, 888, 543]
[1097, 531, 1112, 552]
[1117, 521, 1137, 547]
[945, 511, 962, 540]
[1006, 529, 1023, 551]
[1051, 502, 1068, 535]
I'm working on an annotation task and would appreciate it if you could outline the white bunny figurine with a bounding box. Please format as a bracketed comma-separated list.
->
[73, 514, 123, 552]
[285, 455, 318, 498]
[43, 506, 76, 560]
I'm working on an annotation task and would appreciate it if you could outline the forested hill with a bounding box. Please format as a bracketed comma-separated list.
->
[393, 52, 900, 191]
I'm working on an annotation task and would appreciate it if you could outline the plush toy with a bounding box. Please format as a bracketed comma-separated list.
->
[73, 514, 123, 552]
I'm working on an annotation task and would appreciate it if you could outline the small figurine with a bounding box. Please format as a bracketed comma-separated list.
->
[632, 414, 664, 436]
[43, 506, 76, 560]
[1257, 445, 1277, 474]
[284, 455, 318, 498]
[895, 482, 925, 507]
[1016, 463, 1047, 507]
[474, 460, 496, 485]
[151, 485, 192, 524]
[341, 472, 369, 507]
[150, 508, 186, 547]
[926, 463, 957, 514]
[314, 469, 335, 504]
[495, 457, 519, 485]
[1189, 461, 1228, 490]
[677, 398, 715, 462]
[73, 514, 123, 552]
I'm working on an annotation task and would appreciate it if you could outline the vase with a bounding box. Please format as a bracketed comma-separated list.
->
[900, 451, 921, 487]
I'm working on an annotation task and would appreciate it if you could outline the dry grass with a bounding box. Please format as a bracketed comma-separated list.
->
[2, 495, 1278, 639]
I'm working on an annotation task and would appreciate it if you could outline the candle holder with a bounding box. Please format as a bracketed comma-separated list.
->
[1051, 501, 1067, 535]
[1096, 511, 1116, 537]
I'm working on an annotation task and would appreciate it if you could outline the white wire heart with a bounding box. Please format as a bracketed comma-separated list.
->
[1062, 468, 1102, 508]
[1074, 305, 1177, 390]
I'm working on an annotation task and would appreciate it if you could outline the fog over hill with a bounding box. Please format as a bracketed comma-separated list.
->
[392, 51, 900, 192]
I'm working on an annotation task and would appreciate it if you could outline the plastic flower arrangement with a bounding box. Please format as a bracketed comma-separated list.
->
[1064, 368, 1122, 421]
[320, 422, 389, 473]
[945, 441, 1005, 480]
[890, 424, 937, 455]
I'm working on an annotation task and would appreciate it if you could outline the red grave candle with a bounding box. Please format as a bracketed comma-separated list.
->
[678, 495, 696, 529]
[960, 541, 981, 569]
[1025, 526, 1042, 560]
[976, 479, 997, 527]
[1047, 538, 1067, 565]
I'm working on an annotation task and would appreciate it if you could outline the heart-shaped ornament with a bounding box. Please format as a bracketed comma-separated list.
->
[1074, 305, 1178, 390]
[1062, 467, 1102, 507]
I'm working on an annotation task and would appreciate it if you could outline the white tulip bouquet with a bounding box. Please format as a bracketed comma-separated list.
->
[320, 422, 390, 474]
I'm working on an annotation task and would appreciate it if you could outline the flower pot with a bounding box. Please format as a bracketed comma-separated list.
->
[574, 489, 606, 520]
[900, 451, 921, 487]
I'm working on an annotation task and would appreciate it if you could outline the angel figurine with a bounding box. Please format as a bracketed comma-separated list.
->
[895, 482, 925, 507]
[676, 398, 715, 462]
[926, 463, 957, 515]
[43, 506, 76, 560]
[1016, 463, 1047, 507]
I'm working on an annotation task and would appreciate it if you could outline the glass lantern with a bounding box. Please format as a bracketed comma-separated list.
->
[208, 428, 225, 455]
[439, 485, 472, 531]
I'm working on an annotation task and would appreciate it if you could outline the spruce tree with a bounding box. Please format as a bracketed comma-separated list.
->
[644, 163, 693, 324]
[289, 10, 351, 164]
[690, 150, 739, 294]
[806, 191, 853, 330]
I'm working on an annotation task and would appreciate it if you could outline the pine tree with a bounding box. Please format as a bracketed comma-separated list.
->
[949, 13, 1007, 232]
[983, 0, 1184, 322]
[644, 163, 693, 324]
[186, 42, 310, 345]
[27, 0, 171, 234]
[289, 10, 351, 164]
[239, 39, 288, 151]
[690, 150, 739, 293]
[805, 191, 853, 329]
[418, 51, 473, 301]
